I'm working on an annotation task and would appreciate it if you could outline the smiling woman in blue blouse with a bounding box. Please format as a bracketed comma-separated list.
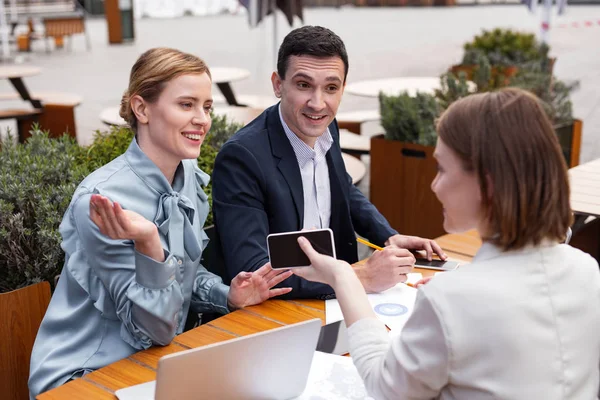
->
[28, 48, 293, 398]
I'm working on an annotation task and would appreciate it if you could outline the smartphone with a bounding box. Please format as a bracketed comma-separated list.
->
[315, 320, 348, 356]
[267, 228, 336, 269]
[414, 258, 460, 271]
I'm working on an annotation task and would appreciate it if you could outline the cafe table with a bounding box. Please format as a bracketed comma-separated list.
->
[37, 242, 472, 399]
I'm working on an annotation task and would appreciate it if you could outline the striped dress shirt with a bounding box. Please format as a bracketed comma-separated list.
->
[279, 105, 333, 230]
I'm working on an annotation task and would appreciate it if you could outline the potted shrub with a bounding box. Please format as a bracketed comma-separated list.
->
[0, 113, 241, 294]
[370, 91, 446, 240]
[451, 28, 552, 88]
[508, 70, 582, 167]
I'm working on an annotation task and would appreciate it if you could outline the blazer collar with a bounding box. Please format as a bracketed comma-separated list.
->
[266, 105, 304, 226]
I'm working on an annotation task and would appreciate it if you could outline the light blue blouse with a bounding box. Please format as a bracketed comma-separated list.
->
[28, 139, 230, 398]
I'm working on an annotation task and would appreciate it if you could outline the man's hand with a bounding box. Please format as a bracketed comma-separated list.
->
[353, 247, 416, 293]
[385, 234, 447, 261]
[227, 263, 293, 310]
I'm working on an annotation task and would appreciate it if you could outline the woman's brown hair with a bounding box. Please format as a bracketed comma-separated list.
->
[119, 48, 211, 132]
[436, 87, 572, 251]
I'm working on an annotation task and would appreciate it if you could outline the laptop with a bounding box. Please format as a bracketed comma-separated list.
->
[115, 318, 322, 400]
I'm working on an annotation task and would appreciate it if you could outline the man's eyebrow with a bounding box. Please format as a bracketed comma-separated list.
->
[291, 72, 314, 81]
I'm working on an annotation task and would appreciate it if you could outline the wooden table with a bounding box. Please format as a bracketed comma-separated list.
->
[37, 242, 472, 399]
[434, 230, 481, 261]
[345, 77, 476, 98]
[0, 65, 43, 109]
[569, 157, 600, 233]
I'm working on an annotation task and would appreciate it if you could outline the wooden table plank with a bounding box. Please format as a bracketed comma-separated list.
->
[128, 342, 189, 371]
[83, 359, 155, 392]
[290, 298, 325, 311]
[435, 230, 481, 258]
[37, 378, 116, 400]
[206, 309, 284, 336]
[174, 324, 237, 348]
[245, 299, 325, 325]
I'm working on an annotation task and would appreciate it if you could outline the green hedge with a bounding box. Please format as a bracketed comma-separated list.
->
[0, 114, 241, 293]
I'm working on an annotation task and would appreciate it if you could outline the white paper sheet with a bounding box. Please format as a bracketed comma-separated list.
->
[326, 283, 418, 333]
[115, 380, 156, 400]
[295, 351, 374, 400]
[406, 272, 423, 286]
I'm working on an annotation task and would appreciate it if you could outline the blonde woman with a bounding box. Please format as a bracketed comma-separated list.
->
[28, 48, 292, 398]
[295, 88, 600, 399]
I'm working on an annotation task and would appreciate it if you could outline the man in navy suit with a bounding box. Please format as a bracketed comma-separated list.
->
[212, 26, 446, 299]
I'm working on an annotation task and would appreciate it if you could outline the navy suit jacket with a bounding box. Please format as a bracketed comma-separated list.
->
[212, 105, 397, 298]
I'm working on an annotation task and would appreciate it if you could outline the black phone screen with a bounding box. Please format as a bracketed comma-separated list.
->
[414, 258, 459, 270]
[267, 229, 335, 269]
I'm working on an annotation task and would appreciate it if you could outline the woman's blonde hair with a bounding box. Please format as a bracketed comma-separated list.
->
[120, 48, 211, 132]
[436, 87, 572, 251]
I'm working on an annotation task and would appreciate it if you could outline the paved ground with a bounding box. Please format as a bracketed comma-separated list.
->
[1, 5, 599, 162]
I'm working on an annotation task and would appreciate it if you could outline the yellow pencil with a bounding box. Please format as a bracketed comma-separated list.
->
[356, 237, 384, 251]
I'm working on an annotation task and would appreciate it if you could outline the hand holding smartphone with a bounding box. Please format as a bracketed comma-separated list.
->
[267, 228, 336, 269]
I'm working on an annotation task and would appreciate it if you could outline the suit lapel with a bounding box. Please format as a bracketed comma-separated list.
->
[267, 106, 304, 226]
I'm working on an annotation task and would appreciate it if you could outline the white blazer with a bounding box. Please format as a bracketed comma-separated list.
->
[348, 242, 600, 400]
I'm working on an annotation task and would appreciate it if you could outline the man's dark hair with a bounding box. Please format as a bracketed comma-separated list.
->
[277, 26, 349, 82]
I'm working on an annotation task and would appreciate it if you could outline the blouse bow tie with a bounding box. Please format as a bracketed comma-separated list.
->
[154, 192, 201, 261]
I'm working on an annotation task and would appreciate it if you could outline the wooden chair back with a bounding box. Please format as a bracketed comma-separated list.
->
[0, 282, 51, 400]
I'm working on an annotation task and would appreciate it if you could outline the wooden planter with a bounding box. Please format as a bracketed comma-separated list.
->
[554, 118, 583, 168]
[370, 135, 445, 240]
[450, 64, 519, 86]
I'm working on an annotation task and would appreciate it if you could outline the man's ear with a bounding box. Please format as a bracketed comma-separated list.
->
[131, 95, 149, 124]
[271, 72, 282, 98]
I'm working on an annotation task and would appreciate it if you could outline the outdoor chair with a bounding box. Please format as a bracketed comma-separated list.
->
[0, 282, 52, 400]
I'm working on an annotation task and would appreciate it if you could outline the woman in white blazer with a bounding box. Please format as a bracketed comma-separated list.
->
[295, 88, 600, 400]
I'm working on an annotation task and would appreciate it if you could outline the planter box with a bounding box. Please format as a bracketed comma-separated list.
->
[555, 118, 583, 168]
[450, 64, 519, 86]
[450, 57, 556, 85]
[370, 135, 445, 240]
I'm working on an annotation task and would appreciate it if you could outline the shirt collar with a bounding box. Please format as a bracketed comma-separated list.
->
[472, 239, 560, 264]
[124, 137, 186, 194]
[278, 104, 333, 167]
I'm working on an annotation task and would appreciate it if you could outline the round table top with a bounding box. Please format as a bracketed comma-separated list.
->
[210, 67, 251, 84]
[99, 106, 126, 126]
[212, 105, 264, 126]
[0, 65, 42, 79]
[341, 153, 366, 185]
[345, 77, 475, 98]
[339, 129, 370, 154]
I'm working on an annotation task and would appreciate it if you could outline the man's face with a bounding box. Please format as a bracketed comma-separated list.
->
[272, 55, 345, 147]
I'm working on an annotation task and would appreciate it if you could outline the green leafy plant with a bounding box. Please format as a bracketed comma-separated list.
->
[0, 113, 242, 293]
[434, 71, 473, 111]
[508, 67, 578, 125]
[0, 130, 89, 292]
[379, 91, 440, 146]
[462, 28, 548, 67]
